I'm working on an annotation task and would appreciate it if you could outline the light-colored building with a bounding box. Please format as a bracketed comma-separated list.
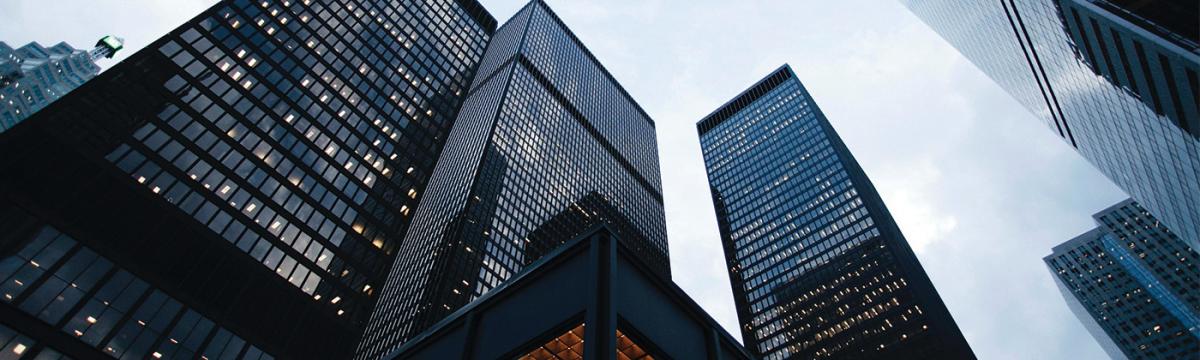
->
[1046, 199, 1200, 359]
[0, 36, 122, 131]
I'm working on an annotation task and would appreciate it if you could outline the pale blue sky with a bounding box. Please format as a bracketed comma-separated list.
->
[0, 0, 1129, 358]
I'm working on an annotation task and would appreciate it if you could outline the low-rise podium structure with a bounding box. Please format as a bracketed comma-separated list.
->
[385, 226, 753, 360]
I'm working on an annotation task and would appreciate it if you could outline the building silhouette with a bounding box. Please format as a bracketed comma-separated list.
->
[383, 226, 753, 360]
[356, 1, 669, 358]
[698, 65, 975, 359]
[0, 36, 123, 131]
[1046, 199, 1200, 359]
[0, 0, 495, 358]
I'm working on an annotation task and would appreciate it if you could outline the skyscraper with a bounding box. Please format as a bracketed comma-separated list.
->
[1045, 199, 1200, 360]
[698, 65, 975, 359]
[899, 0, 1200, 250]
[356, 1, 668, 358]
[0, 0, 495, 358]
[0, 36, 123, 131]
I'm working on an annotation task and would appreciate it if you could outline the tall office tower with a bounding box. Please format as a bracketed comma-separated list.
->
[357, 1, 668, 358]
[0, 0, 494, 359]
[899, 0, 1200, 250]
[1045, 199, 1200, 360]
[0, 36, 123, 131]
[698, 65, 975, 359]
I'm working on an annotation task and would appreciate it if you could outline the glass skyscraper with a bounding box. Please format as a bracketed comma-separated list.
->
[698, 65, 975, 359]
[0, 36, 123, 131]
[900, 0, 1200, 250]
[0, 0, 494, 358]
[1046, 199, 1199, 360]
[356, 1, 668, 358]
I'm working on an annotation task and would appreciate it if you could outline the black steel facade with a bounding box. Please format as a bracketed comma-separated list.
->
[900, 0, 1200, 251]
[0, 0, 494, 358]
[357, 1, 668, 358]
[384, 226, 751, 360]
[698, 65, 974, 359]
[1045, 199, 1200, 359]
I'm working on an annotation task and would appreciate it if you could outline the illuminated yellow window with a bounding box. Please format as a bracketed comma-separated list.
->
[520, 324, 584, 360]
[616, 329, 655, 360]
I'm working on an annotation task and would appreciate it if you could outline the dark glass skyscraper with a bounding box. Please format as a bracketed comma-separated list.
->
[900, 0, 1200, 250]
[0, 0, 494, 358]
[1045, 199, 1200, 360]
[698, 65, 974, 359]
[357, 1, 668, 358]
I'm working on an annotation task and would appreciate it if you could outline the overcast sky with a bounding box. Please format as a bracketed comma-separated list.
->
[0, 0, 1131, 358]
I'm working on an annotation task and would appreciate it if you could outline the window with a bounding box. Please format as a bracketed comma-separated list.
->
[0, 225, 273, 360]
[515, 324, 658, 360]
[519, 323, 584, 360]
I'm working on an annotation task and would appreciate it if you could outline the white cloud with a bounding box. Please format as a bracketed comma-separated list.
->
[876, 159, 959, 253]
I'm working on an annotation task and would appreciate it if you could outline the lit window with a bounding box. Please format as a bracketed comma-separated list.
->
[519, 324, 584, 360]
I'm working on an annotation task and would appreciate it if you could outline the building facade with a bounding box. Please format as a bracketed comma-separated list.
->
[0, 36, 122, 131]
[1046, 199, 1200, 359]
[698, 65, 975, 359]
[385, 226, 752, 360]
[899, 0, 1200, 250]
[356, 1, 669, 358]
[0, 0, 495, 358]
